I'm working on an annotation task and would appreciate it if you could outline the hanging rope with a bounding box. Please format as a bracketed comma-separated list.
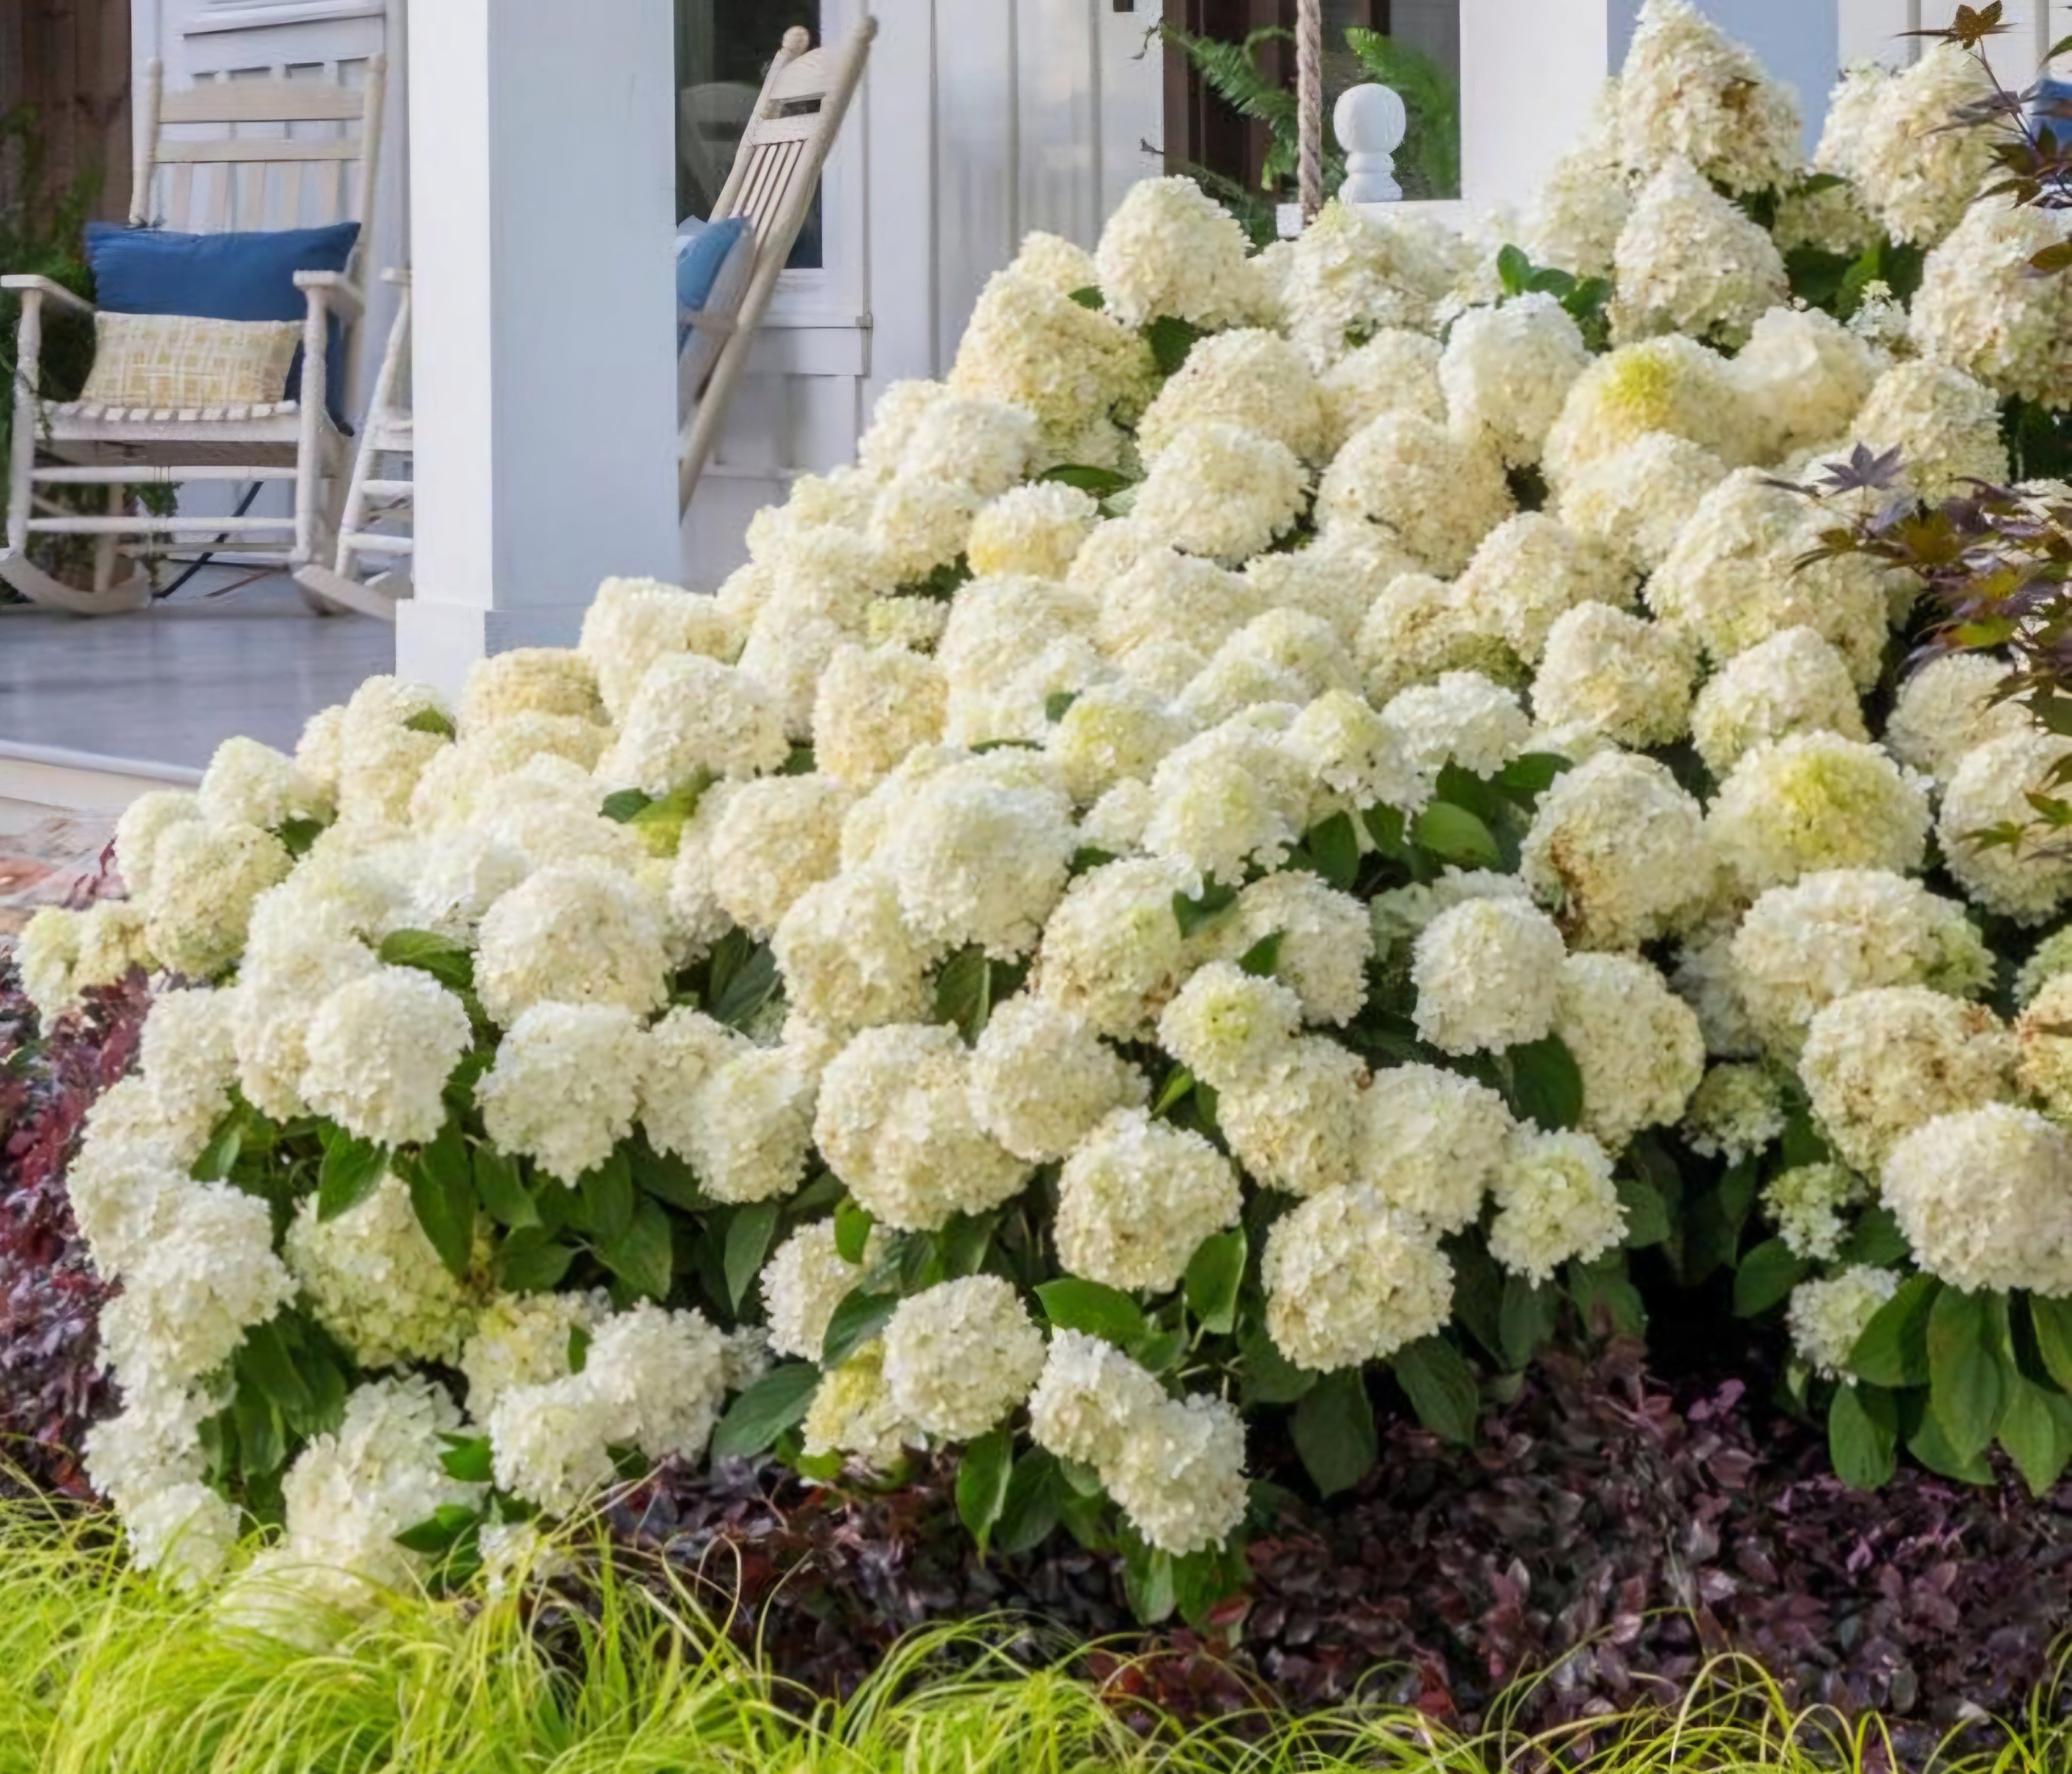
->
[1297, 0, 1324, 224]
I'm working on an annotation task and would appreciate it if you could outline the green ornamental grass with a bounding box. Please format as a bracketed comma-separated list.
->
[0, 1496, 2067, 1774]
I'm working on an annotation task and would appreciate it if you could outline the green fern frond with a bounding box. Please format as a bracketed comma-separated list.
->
[1159, 23, 1300, 191]
[1161, 25, 1299, 130]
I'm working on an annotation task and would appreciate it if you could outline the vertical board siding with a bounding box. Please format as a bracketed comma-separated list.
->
[1015, 0, 1098, 251]
[5, 0, 131, 223]
[1837, 0, 2071, 75]
[1099, 4, 1164, 225]
[932, 0, 1020, 370]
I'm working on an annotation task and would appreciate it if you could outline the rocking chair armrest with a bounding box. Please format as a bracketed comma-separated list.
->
[293, 270, 365, 323]
[0, 275, 95, 318]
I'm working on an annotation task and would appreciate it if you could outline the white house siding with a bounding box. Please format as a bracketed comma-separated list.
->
[1840, 0, 2071, 70]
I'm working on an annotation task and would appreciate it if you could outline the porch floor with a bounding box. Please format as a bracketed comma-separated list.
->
[0, 572, 393, 773]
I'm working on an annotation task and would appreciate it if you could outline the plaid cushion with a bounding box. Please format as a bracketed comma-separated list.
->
[78, 312, 302, 408]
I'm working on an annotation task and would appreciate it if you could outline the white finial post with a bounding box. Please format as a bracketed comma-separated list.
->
[1335, 82, 1407, 205]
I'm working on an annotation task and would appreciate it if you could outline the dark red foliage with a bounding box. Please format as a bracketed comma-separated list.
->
[1231, 1344, 2072, 1754]
[0, 909, 145, 1497]
[610, 1344, 2072, 1761]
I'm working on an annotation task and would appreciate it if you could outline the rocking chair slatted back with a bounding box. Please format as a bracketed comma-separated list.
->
[707, 31, 863, 251]
[680, 17, 876, 514]
[131, 57, 386, 276]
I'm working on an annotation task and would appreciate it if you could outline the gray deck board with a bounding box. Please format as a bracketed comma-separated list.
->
[0, 573, 391, 771]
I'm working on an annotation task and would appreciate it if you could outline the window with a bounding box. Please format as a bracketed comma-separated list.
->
[1162, 0, 1461, 218]
[675, 0, 822, 268]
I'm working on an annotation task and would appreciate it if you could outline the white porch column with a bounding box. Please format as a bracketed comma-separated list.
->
[1458, 0, 1840, 223]
[397, 0, 681, 699]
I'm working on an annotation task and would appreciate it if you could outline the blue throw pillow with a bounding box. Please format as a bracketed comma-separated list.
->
[677, 215, 753, 315]
[83, 220, 361, 421]
[2038, 78, 2072, 134]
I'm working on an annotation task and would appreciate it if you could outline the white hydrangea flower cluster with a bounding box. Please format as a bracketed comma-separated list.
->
[1489, 1128, 1627, 1283]
[1276, 201, 1463, 367]
[969, 997, 1148, 1163]
[881, 1277, 1047, 1439]
[1055, 1109, 1242, 1292]
[1616, 0, 1801, 196]
[1912, 201, 2072, 411]
[1132, 422, 1306, 563]
[814, 1025, 1032, 1230]
[284, 1173, 482, 1368]
[1646, 471, 1893, 691]
[228, 1376, 485, 1629]
[488, 1304, 731, 1513]
[1728, 870, 1994, 1054]
[1683, 1063, 1787, 1163]
[1094, 177, 1267, 332]
[2016, 974, 2072, 1120]
[1885, 652, 2030, 783]
[1761, 1162, 1863, 1263]
[1818, 48, 1994, 250]
[1689, 628, 1867, 776]
[1884, 1107, 2072, 1297]
[1319, 412, 1514, 577]
[1788, 1267, 1901, 1381]
[1800, 988, 2012, 1176]
[1938, 731, 2072, 924]
[1520, 752, 1710, 952]
[1610, 158, 1788, 347]
[1531, 601, 1694, 750]
[1263, 1183, 1454, 1372]
[1707, 733, 1932, 897]
[72, 9, 2072, 1595]
[1029, 1333, 1247, 1556]
[1552, 954, 1706, 1155]
[1411, 898, 1566, 1056]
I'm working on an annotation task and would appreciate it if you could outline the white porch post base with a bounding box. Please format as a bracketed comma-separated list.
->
[402, 0, 679, 701]
[395, 600, 601, 699]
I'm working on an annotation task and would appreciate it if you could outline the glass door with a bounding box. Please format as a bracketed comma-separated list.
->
[675, 0, 823, 266]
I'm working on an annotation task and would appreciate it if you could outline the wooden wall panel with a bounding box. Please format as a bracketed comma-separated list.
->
[3, 0, 130, 225]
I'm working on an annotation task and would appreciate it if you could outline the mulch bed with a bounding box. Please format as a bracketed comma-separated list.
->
[612, 1342, 2072, 1761]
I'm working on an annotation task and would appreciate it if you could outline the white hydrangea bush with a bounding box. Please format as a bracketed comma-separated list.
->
[23, 0, 2072, 1622]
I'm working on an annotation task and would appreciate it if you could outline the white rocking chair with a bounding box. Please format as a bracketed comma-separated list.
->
[0, 56, 384, 615]
[679, 17, 876, 515]
[293, 266, 411, 621]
